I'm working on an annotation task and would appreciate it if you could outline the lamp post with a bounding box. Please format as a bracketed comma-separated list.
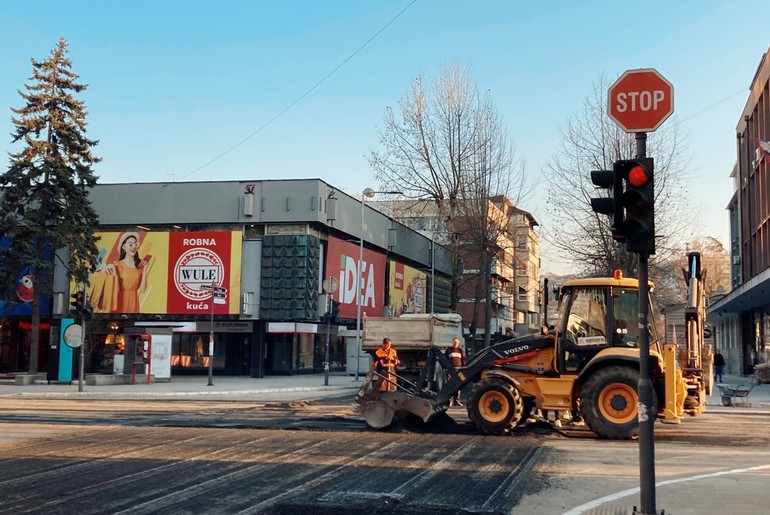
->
[430, 221, 435, 314]
[354, 187, 402, 381]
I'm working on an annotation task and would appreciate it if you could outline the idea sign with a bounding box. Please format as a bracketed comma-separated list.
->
[608, 68, 674, 133]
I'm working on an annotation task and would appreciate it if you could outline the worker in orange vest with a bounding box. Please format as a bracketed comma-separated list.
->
[374, 337, 400, 392]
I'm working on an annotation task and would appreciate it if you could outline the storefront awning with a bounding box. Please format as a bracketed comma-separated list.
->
[708, 267, 770, 315]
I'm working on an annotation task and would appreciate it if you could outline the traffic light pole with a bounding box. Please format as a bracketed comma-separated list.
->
[324, 295, 331, 387]
[635, 132, 657, 515]
[78, 285, 86, 393]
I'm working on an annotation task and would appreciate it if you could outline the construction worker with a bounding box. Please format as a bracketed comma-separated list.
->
[374, 337, 400, 392]
[444, 337, 465, 406]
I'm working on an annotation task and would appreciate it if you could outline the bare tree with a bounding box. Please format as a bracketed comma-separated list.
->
[541, 73, 696, 286]
[654, 236, 732, 307]
[369, 61, 528, 314]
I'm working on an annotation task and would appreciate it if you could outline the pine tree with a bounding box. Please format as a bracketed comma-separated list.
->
[0, 37, 101, 373]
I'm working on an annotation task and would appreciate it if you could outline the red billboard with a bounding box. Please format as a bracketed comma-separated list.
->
[326, 236, 386, 318]
[166, 231, 237, 315]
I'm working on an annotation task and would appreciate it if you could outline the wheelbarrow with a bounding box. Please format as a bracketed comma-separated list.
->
[716, 382, 754, 406]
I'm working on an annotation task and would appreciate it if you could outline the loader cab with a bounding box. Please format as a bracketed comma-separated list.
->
[555, 275, 659, 374]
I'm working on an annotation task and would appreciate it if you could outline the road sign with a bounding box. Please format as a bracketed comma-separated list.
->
[323, 276, 339, 294]
[200, 284, 227, 294]
[63, 324, 83, 348]
[608, 68, 674, 133]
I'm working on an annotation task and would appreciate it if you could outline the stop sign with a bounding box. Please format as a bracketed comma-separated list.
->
[608, 68, 674, 133]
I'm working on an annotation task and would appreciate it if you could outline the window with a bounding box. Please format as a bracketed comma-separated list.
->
[564, 287, 608, 346]
[611, 289, 639, 346]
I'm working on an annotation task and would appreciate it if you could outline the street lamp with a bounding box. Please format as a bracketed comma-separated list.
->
[354, 187, 402, 381]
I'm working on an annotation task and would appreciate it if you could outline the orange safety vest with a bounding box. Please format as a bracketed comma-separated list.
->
[374, 347, 398, 371]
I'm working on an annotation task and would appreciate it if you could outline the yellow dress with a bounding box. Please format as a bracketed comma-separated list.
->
[115, 261, 142, 313]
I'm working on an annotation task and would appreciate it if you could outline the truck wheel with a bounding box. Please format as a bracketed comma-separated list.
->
[467, 378, 524, 435]
[581, 366, 653, 439]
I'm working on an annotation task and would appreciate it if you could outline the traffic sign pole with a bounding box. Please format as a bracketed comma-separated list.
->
[322, 276, 339, 387]
[207, 281, 215, 387]
[608, 68, 674, 515]
[635, 131, 656, 515]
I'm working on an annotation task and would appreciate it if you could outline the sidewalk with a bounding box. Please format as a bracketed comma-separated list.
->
[0, 372, 362, 398]
[707, 372, 770, 408]
[2, 370, 769, 405]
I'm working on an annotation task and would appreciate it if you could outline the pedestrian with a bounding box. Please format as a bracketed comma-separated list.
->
[374, 337, 400, 392]
[444, 337, 465, 406]
[714, 350, 726, 383]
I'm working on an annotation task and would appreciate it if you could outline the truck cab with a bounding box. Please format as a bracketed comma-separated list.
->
[554, 274, 661, 376]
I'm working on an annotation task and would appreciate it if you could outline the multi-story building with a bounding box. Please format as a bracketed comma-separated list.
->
[506, 204, 541, 336]
[0, 179, 453, 379]
[376, 195, 541, 352]
[708, 47, 770, 375]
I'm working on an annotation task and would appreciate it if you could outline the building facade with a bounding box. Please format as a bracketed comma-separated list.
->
[375, 196, 541, 353]
[709, 47, 770, 375]
[0, 179, 453, 378]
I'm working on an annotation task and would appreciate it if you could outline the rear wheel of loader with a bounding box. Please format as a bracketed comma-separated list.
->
[581, 366, 653, 439]
[467, 378, 524, 435]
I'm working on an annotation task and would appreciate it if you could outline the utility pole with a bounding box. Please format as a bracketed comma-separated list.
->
[78, 285, 86, 393]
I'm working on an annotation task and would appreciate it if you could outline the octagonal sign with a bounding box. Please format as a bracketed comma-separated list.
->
[608, 68, 674, 133]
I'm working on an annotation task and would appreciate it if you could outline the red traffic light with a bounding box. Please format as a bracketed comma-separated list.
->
[615, 157, 655, 254]
[627, 165, 650, 187]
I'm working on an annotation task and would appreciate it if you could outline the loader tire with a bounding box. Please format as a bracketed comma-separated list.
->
[581, 366, 655, 440]
[467, 378, 524, 435]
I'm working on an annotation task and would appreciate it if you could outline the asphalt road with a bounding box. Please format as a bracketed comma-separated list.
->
[0, 396, 769, 514]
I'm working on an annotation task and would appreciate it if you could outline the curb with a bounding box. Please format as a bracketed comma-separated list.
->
[3, 384, 359, 399]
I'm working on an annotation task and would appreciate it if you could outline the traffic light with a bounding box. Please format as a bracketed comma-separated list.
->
[70, 291, 84, 316]
[616, 157, 655, 254]
[331, 300, 341, 320]
[590, 167, 625, 242]
[82, 302, 93, 321]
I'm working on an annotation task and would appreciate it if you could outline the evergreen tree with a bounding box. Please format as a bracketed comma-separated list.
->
[0, 37, 101, 373]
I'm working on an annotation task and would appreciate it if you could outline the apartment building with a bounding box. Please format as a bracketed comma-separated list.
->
[708, 47, 770, 375]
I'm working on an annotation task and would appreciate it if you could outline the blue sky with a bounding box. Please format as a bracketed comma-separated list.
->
[0, 1, 766, 272]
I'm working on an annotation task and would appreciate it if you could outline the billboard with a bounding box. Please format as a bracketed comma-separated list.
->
[81, 231, 241, 315]
[389, 261, 427, 315]
[326, 236, 386, 319]
[0, 236, 51, 316]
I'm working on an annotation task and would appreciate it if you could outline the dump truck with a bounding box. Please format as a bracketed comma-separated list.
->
[362, 313, 464, 384]
[356, 267, 709, 439]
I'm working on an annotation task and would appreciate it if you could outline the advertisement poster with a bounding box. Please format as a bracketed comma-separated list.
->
[388, 261, 426, 315]
[326, 236, 386, 319]
[0, 237, 51, 316]
[81, 231, 241, 315]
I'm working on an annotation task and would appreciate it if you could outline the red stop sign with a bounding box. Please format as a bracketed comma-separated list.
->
[608, 68, 674, 133]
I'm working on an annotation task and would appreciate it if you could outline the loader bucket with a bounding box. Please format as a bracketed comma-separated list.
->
[357, 398, 396, 429]
[356, 391, 440, 428]
[355, 371, 443, 429]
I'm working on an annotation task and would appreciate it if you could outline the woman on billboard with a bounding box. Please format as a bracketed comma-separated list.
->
[88, 232, 152, 313]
